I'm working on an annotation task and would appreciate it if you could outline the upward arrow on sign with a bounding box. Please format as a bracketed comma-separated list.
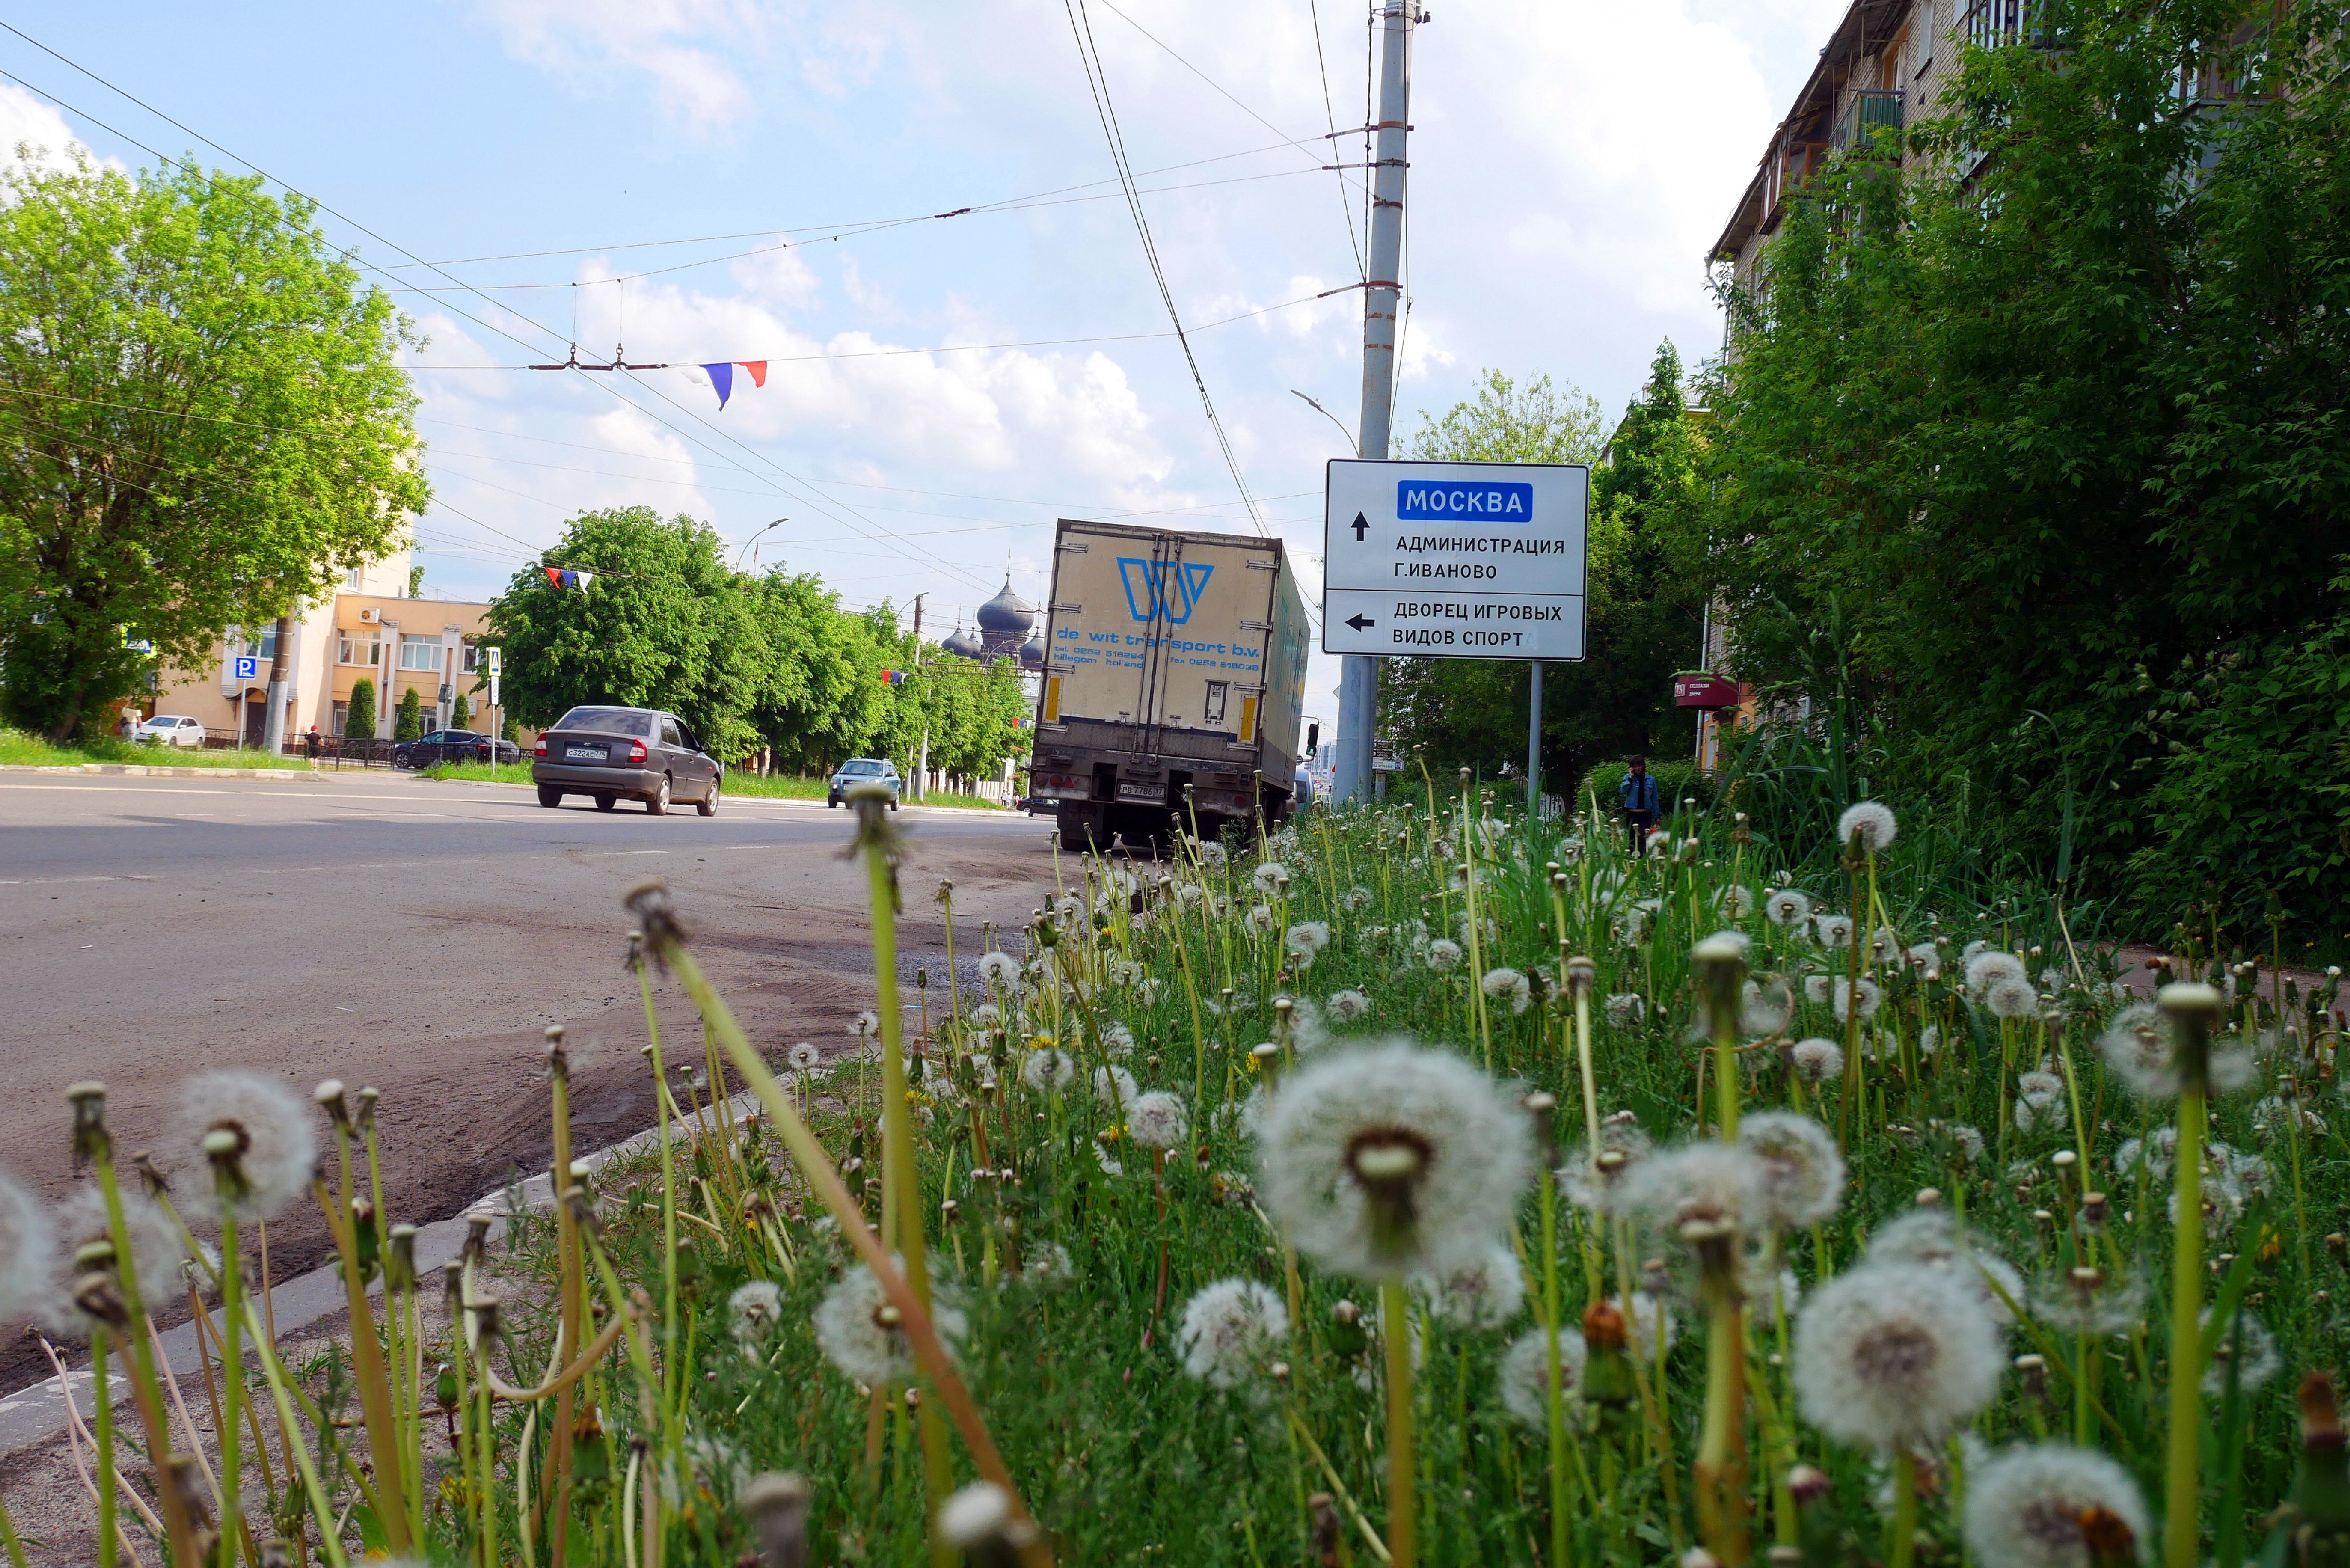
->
[1351, 511, 1369, 542]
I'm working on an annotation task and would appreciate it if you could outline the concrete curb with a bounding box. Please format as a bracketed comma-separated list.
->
[0, 763, 330, 781]
[0, 1091, 761, 1463]
[415, 773, 1017, 816]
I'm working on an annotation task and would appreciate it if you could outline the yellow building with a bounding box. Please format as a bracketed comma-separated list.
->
[147, 539, 519, 746]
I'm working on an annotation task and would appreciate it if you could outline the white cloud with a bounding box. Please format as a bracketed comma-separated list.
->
[0, 84, 126, 179]
[471, 0, 767, 135]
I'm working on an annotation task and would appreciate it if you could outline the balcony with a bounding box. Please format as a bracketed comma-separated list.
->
[1830, 90, 1905, 155]
[1963, 0, 2054, 50]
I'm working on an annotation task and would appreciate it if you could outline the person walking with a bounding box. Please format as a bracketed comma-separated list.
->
[1620, 754, 1661, 853]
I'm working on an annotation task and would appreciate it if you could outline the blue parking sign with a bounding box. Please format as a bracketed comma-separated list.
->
[233, 655, 259, 681]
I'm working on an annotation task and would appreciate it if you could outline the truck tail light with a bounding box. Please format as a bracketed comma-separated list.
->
[1035, 770, 1088, 799]
[628, 739, 649, 764]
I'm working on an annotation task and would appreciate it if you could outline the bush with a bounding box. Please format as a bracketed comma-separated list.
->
[344, 678, 377, 740]
[394, 686, 422, 742]
[1578, 756, 1716, 821]
[451, 692, 470, 730]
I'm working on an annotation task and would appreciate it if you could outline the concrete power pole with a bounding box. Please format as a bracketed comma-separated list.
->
[1333, 2, 1416, 806]
[261, 600, 297, 756]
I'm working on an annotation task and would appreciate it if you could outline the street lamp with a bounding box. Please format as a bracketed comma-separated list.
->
[735, 517, 787, 569]
[1291, 391, 1359, 457]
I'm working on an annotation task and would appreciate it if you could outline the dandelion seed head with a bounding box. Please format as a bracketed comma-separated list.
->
[811, 1261, 964, 1387]
[51, 1185, 184, 1331]
[1790, 1038, 1845, 1086]
[1093, 1065, 1139, 1112]
[1284, 921, 1332, 960]
[787, 1043, 822, 1073]
[1327, 989, 1372, 1025]
[1252, 862, 1290, 895]
[1498, 1326, 1589, 1430]
[1481, 968, 1534, 1016]
[1414, 1242, 1526, 1330]
[1814, 913, 1855, 948]
[1619, 1141, 1766, 1235]
[1838, 801, 1899, 852]
[1176, 1278, 1289, 1389]
[1962, 1443, 2150, 1568]
[1765, 888, 1814, 928]
[2202, 1308, 2281, 1397]
[1740, 1112, 1847, 1230]
[937, 1481, 1014, 1549]
[1612, 1290, 1678, 1361]
[1740, 978, 1795, 1039]
[1604, 993, 1647, 1029]
[1255, 1038, 1532, 1283]
[1865, 1209, 2026, 1325]
[1127, 1091, 1189, 1151]
[729, 1280, 784, 1349]
[1834, 976, 1883, 1023]
[0, 1172, 53, 1327]
[1020, 1048, 1077, 1094]
[1965, 950, 2028, 997]
[171, 1070, 318, 1224]
[1793, 1262, 2004, 1451]
[977, 952, 1021, 989]
[1986, 976, 2040, 1020]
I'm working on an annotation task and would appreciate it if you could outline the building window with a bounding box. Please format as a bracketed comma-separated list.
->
[331, 701, 348, 737]
[233, 625, 280, 662]
[344, 565, 364, 590]
[338, 635, 383, 667]
[398, 634, 442, 672]
[461, 641, 479, 672]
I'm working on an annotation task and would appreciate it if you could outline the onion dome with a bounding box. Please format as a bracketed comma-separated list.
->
[1019, 628, 1046, 671]
[940, 622, 985, 660]
[974, 576, 1035, 636]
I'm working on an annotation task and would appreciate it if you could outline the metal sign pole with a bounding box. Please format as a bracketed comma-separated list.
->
[1333, 2, 1415, 807]
[1527, 660, 1543, 816]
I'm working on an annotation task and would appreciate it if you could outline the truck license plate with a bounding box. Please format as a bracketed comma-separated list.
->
[565, 744, 605, 761]
[1117, 780, 1163, 801]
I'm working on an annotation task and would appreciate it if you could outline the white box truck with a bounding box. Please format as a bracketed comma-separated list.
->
[1027, 518, 1311, 850]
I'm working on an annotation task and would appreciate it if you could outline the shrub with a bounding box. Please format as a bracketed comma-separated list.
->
[1578, 756, 1716, 821]
[344, 678, 377, 740]
[394, 686, 422, 742]
[451, 692, 471, 730]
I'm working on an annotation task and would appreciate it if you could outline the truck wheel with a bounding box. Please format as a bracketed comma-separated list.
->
[1055, 806, 1106, 852]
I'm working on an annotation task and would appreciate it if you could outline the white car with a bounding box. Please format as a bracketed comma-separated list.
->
[137, 715, 208, 748]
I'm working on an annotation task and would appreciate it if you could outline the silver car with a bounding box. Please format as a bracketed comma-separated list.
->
[827, 757, 901, 809]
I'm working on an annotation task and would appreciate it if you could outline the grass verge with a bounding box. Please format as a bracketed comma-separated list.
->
[0, 728, 312, 769]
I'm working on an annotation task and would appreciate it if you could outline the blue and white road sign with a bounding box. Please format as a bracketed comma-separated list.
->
[1322, 458, 1590, 660]
[233, 655, 260, 681]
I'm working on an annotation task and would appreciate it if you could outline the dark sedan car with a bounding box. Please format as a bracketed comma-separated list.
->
[393, 730, 522, 768]
[531, 705, 722, 816]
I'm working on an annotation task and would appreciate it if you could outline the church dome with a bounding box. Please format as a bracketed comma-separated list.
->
[940, 623, 986, 660]
[1019, 628, 1046, 671]
[974, 576, 1035, 635]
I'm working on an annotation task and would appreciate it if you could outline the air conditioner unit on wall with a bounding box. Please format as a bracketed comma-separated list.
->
[358, 607, 380, 624]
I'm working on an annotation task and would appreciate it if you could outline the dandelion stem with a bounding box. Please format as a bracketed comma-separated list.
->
[1536, 1152, 1573, 1568]
[1380, 1276, 1419, 1568]
[1890, 1447, 1918, 1568]
[213, 1183, 247, 1568]
[2164, 1080, 2207, 1568]
[92, 1332, 115, 1568]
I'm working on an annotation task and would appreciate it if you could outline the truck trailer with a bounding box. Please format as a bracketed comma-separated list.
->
[1027, 518, 1311, 851]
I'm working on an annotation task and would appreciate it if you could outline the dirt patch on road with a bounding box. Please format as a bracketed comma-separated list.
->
[0, 824, 1049, 1402]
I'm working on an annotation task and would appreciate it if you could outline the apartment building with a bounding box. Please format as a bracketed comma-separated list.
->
[147, 538, 514, 745]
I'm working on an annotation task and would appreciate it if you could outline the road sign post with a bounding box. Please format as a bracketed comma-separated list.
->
[1320, 459, 1591, 659]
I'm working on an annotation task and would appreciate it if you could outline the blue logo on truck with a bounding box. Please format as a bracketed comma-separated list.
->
[1396, 479, 1534, 522]
[1117, 559, 1215, 624]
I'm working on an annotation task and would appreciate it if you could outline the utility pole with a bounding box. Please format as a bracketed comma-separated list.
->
[1333, 1, 1417, 806]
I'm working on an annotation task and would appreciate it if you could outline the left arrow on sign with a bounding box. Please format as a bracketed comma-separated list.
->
[1344, 613, 1376, 632]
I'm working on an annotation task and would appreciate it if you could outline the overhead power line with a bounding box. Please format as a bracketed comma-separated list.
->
[0, 25, 1004, 595]
[1062, 0, 1268, 537]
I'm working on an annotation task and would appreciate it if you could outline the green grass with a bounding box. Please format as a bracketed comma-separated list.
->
[0, 727, 312, 769]
[421, 759, 1009, 808]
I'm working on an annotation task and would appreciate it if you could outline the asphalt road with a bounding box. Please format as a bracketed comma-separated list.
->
[0, 770, 1053, 1394]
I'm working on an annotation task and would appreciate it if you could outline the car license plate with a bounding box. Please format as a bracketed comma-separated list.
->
[565, 744, 605, 761]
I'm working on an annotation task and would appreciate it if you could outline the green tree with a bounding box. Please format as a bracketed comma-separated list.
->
[345, 677, 377, 740]
[394, 685, 423, 742]
[0, 159, 425, 739]
[451, 691, 470, 730]
[1381, 362, 1706, 788]
[486, 508, 767, 761]
[1706, 0, 2350, 936]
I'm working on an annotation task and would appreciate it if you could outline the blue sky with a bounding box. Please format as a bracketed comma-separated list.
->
[2, 0, 1845, 726]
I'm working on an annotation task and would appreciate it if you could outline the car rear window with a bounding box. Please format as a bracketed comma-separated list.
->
[553, 707, 652, 736]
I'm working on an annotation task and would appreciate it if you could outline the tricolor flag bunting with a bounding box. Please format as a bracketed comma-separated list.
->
[541, 566, 595, 592]
[698, 360, 771, 410]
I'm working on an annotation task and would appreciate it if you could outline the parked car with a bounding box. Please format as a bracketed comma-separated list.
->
[531, 705, 722, 816]
[136, 715, 208, 748]
[827, 757, 901, 809]
[393, 730, 523, 769]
